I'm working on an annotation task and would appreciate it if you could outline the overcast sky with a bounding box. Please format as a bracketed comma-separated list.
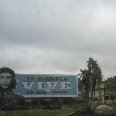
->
[0, 0, 116, 79]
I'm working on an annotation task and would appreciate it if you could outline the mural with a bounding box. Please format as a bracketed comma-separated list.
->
[0, 67, 25, 110]
[0, 67, 78, 110]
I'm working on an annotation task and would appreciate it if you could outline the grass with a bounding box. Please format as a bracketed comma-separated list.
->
[0, 105, 79, 116]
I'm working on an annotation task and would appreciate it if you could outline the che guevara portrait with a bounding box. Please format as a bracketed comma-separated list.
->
[0, 67, 25, 110]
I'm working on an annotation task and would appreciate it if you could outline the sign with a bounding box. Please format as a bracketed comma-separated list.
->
[14, 74, 78, 97]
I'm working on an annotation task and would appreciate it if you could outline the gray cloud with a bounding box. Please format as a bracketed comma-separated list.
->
[0, 0, 116, 79]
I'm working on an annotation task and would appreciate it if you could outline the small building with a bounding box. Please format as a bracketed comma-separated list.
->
[93, 83, 116, 105]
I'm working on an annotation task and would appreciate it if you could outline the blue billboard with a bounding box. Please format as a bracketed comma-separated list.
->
[14, 74, 78, 97]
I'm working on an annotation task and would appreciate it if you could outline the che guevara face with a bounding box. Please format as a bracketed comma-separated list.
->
[0, 73, 12, 89]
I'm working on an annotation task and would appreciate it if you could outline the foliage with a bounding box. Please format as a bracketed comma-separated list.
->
[81, 69, 91, 92]
[87, 57, 103, 99]
[104, 76, 116, 88]
[78, 57, 103, 101]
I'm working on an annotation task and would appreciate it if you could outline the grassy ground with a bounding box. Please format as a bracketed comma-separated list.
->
[0, 105, 80, 116]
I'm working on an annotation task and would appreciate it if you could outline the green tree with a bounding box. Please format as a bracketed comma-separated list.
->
[79, 69, 91, 104]
[87, 57, 103, 100]
[105, 76, 116, 87]
[79, 57, 103, 103]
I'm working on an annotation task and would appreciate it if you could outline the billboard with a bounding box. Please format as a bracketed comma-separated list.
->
[14, 74, 78, 97]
